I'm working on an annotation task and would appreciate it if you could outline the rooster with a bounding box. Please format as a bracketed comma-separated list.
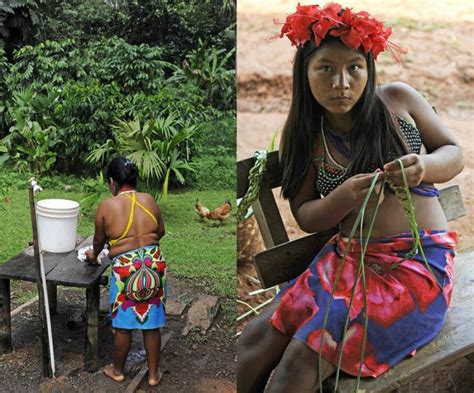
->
[195, 198, 232, 223]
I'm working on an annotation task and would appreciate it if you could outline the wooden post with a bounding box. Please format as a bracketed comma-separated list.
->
[28, 186, 52, 377]
[0, 279, 12, 353]
[85, 282, 100, 371]
[47, 284, 57, 315]
[252, 187, 289, 248]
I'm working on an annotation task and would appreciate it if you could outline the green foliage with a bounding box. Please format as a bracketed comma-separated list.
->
[6, 37, 171, 95]
[35, 0, 128, 44]
[80, 172, 108, 210]
[6, 39, 78, 92]
[190, 115, 235, 191]
[197, 114, 236, 153]
[192, 148, 235, 191]
[2, 37, 227, 174]
[171, 40, 235, 110]
[1, 89, 59, 174]
[35, 0, 235, 64]
[80, 38, 172, 95]
[0, 0, 49, 55]
[121, 84, 212, 122]
[52, 80, 124, 172]
[0, 48, 8, 133]
[87, 115, 198, 197]
[1, 2, 236, 185]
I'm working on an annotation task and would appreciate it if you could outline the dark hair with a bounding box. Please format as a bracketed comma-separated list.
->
[280, 35, 409, 199]
[105, 156, 138, 189]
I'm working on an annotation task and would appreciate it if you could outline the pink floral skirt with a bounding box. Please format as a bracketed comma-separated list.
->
[270, 229, 457, 377]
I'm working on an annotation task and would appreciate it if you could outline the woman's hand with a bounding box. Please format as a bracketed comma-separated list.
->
[340, 171, 385, 209]
[85, 249, 100, 265]
[383, 153, 425, 187]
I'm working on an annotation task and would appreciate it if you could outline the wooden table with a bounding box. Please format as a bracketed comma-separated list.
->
[0, 237, 110, 372]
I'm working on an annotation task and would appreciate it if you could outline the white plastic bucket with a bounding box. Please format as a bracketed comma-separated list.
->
[36, 199, 80, 253]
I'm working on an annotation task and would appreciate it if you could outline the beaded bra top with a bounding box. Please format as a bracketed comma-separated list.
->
[314, 117, 422, 197]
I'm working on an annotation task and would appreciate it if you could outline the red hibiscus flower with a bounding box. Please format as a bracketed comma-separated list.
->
[280, 4, 320, 47]
[276, 3, 404, 61]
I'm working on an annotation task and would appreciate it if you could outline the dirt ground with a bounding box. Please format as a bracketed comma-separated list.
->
[0, 273, 236, 393]
[237, 1, 474, 392]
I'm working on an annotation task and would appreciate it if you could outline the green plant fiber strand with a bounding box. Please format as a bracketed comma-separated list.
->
[388, 159, 442, 289]
[333, 174, 384, 392]
[318, 172, 381, 393]
[238, 150, 267, 220]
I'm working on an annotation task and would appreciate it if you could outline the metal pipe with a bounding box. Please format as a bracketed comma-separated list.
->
[30, 179, 56, 377]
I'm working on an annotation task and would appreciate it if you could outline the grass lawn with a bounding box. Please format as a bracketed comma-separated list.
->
[0, 187, 235, 299]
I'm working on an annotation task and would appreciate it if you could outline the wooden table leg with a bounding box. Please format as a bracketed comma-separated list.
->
[85, 282, 100, 372]
[47, 283, 57, 315]
[0, 279, 12, 353]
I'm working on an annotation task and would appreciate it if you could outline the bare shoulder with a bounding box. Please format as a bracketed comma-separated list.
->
[138, 192, 157, 203]
[97, 196, 113, 209]
[95, 197, 114, 219]
[378, 82, 429, 117]
[378, 81, 417, 100]
[138, 192, 160, 210]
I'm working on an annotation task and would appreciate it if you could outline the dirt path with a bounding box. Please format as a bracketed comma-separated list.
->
[237, 1, 474, 391]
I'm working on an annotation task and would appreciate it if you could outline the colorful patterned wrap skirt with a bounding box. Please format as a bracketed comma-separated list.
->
[270, 229, 457, 377]
[110, 245, 167, 329]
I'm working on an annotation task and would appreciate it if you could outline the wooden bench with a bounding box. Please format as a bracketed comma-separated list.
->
[0, 236, 110, 373]
[237, 150, 474, 393]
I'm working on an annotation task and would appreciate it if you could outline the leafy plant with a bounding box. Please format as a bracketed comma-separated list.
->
[34, 0, 235, 65]
[87, 114, 198, 198]
[80, 172, 108, 209]
[52, 80, 124, 172]
[0, 0, 49, 55]
[0, 48, 9, 134]
[171, 39, 235, 110]
[1, 88, 59, 174]
[6, 37, 172, 95]
[191, 147, 235, 191]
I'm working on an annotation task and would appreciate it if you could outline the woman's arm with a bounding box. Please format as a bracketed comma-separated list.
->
[86, 201, 107, 264]
[290, 162, 382, 233]
[383, 82, 464, 186]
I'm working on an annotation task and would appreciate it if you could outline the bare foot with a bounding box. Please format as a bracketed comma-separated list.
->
[103, 364, 125, 382]
[148, 370, 162, 386]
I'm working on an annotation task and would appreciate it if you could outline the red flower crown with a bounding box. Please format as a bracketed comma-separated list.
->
[275, 3, 405, 60]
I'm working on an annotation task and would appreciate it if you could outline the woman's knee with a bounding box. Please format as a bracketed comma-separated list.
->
[276, 340, 335, 381]
[238, 302, 279, 351]
[278, 340, 327, 379]
[114, 327, 132, 335]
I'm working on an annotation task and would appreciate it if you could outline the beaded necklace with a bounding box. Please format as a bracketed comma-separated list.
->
[319, 117, 351, 182]
[118, 190, 136, 196]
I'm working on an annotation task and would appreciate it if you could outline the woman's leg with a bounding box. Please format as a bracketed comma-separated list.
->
[143, 328, 161, 385]
[237, 301, 292, 393]
[266, 339, 336, 393]
[103, 328, 132, 382]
